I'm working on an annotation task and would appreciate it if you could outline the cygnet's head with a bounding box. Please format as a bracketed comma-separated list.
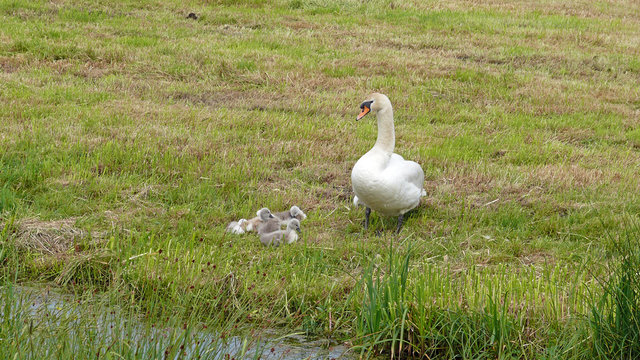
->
[287, 219, 301, 233]
[257, 208, 274, 221]
[289, 206, 307, 221]
[356, 93, 392, 121]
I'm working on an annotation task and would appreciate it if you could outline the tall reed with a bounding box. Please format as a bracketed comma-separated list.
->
[353, 229, 640, 359]
[589, 224, 640, 359]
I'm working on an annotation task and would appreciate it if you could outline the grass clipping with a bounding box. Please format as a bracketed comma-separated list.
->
[12, 217, 99, 255]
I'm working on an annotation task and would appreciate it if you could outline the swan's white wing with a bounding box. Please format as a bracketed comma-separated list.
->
[383, 154, 424, 213]
[388, 154, 424, 191]
[352, 152, 424, 216]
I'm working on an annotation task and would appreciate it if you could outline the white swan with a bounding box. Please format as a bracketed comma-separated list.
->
[351, 93, 425, 232]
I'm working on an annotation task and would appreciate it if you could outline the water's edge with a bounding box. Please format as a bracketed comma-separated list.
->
[2, 285, 354, 359]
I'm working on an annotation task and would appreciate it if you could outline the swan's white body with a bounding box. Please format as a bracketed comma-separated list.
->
[351, 93, 425, 217]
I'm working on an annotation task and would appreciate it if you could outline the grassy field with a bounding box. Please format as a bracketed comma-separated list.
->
[1, 0, 640, 358]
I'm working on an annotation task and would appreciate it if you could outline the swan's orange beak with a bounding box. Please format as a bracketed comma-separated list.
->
[356, 106, 370, 121]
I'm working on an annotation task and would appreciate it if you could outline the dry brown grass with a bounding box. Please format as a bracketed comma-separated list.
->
[11, 217, 99, 255]
[405, 0, 640, 21]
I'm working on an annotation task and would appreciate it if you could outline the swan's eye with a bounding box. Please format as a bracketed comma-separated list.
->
[357, 100, 374, 120]
[360, 100, 373, 110]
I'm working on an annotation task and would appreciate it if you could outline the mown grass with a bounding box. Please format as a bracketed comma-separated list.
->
[1, 0, 639, 357]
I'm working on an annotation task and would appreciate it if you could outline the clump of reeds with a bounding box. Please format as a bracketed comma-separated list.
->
[589, 224, 640, 358]
[354, 224, 640, 359]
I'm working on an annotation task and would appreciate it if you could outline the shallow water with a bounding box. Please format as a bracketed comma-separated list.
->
[2, 285, 354, 359]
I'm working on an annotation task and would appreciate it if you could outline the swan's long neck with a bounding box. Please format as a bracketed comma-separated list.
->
[373, 107, 395, 153]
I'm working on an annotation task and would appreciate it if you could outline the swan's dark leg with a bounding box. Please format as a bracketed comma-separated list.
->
[396, 214, 404, 234]
[364, 207, 371, 230]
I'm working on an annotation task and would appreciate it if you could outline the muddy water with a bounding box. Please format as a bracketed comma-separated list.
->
[4, 286, 355, 359]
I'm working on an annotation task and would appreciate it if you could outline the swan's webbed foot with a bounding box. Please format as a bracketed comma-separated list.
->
[396, 214, 404, 234]
[364, 207, 371, 230]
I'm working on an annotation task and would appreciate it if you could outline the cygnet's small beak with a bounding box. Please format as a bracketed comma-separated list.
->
[356, 105, 370, 121]
[296, 228, 301, 233]
[269, 214, 274, 218]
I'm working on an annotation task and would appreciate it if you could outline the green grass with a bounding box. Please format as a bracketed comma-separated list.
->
[0, 284, 252, 359]
[590, 225, 640, 359]
[354, 234, 639, 359]
[1, 0, 640, 357]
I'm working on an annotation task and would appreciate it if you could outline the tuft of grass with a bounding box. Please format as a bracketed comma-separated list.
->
[356, 241, 411, 359]
[590, 224, 640, 358]
[354, 224, 640, 359]
[0, 185, 16, 214]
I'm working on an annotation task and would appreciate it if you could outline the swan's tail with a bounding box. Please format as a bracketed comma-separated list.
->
[353, 195, 365, 207]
